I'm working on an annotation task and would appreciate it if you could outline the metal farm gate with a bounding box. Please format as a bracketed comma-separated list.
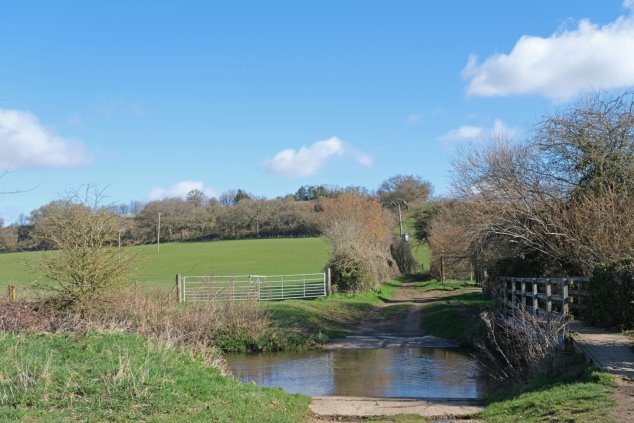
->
[178, 273, 327, 302]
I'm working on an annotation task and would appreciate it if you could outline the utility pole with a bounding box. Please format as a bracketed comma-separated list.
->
[157, 212, 161, 253]
[118, 229, 122, 261]
[391, 200, 407, 240]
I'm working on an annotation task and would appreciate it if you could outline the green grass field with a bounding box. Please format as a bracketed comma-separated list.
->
[0, 238, 330, 293]
[397, 217, 431, 274]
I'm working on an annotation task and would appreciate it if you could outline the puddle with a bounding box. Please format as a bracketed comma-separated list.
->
[227, 347, 493, 399]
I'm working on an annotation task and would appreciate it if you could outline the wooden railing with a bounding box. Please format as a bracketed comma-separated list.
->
[496, 277, 590, 319]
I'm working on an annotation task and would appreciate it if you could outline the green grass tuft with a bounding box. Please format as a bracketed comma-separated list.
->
[0, 331, 310, 422]
[412, 279, 477, 292]
[480, 355, 616, 422]
[420, 291, 494, 344]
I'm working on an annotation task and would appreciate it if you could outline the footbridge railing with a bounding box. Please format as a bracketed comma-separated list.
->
[496, 276, 590, 319]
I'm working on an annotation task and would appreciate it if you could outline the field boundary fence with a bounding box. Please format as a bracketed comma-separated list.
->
[176, 272, 329, 303]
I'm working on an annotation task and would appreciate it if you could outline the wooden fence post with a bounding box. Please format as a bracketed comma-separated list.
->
[532, 278, 538, 315]
[326, 268, 332, 296]
[440, 256, 445, 283]
[7, 285, 16, 303]
[562, 278, 569, 318]
[546, 278, 552, 316]
[577, 279, 583, 320]
[510, 278, 516, 316]
[175, 274, 181, 303]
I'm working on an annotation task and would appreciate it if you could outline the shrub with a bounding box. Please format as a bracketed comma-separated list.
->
[390, 239, 418, 275]
[585, 259, 634, 329]
[33, 188, 137, 313]
[325, 251, 375, 293]
[319, 193, 396, 292]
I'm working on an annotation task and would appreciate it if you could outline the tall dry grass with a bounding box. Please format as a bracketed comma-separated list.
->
[477, 308, 568, 382]
[0, 289, 276, 373]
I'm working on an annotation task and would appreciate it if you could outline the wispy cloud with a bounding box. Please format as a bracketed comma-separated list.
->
[405, 113, 422, 125]
[464, 1, 634, 101]
[149, 180, 217, 201]
[438, 119, 518, 142]
[0, 108, 91, 170]
[263, 136, 372, 177]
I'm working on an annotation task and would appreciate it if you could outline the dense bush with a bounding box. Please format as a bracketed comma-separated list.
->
[325, 251, 375, 293]
[585, 260, 634, 329]
[319, 193, 396, 292]
[390, 239, 418, 275]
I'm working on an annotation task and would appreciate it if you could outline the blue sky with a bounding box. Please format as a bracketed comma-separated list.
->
[1, 0, 633, 223]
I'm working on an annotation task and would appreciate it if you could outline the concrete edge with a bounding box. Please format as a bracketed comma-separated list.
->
[311, 395, 485, 404]
[309, 396, 485, 418]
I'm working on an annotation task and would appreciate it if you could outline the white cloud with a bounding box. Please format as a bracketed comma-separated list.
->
[405, 113, 422, 125]
[439, 119, 518, 142]
[263, 136, 372, 177]
[355, 151, 373, 167]
[0, 108, 91, 169]
[149, 181, 217, 201]
[464, 2, 634, 101]
[438, 125, 483, 142]
[491, 119, 519, 139]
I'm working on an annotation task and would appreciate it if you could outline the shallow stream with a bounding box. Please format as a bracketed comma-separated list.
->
[227, 347, 492, 399]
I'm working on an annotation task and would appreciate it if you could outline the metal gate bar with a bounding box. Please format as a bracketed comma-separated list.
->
[181, 273, 326, 302]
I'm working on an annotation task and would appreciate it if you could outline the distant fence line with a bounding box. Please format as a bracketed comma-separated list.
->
[176, 271, 331, 303]
[496, 276, 590, 319]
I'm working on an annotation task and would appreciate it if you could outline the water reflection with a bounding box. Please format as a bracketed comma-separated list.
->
[227, 348, 490, 398]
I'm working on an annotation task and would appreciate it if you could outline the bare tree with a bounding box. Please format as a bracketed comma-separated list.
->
[186, 189, 207, 207]
[447, 92, 634, 276]
[34, 187, 137, 312]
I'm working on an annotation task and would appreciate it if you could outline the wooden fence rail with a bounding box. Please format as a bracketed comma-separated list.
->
[497, 276, 590, 319]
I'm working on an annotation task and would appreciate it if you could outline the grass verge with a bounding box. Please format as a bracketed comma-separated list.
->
[0, 331, 310, 422]
[411, 279, 477, 292]
[479, 353, 616, 422]
[420, 291, 494, 345]
[265, 280, 400, 340]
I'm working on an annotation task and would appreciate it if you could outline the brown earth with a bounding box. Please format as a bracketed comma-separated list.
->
[354, 282, 480, 337]
[615, 378, 634, 423]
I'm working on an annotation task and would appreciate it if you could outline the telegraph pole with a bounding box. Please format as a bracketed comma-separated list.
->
[391, 200, 407, 239]
[157, 212, 161, 253]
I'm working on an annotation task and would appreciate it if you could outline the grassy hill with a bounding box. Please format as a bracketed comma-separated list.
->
[0, 237, 330, 293]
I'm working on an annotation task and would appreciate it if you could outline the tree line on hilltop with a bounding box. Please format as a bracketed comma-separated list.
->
[0, 176, 432, 253]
